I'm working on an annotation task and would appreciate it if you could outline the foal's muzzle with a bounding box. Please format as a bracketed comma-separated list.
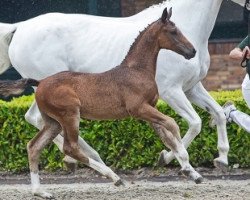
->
[184, 48, 196, 60]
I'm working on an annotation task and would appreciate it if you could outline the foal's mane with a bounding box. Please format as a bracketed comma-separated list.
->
[121, 20, 158, 65]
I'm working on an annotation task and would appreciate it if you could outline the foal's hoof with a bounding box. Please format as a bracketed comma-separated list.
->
[64, 161, 77, 173]
[194, 176, 203, 184]
[34, 190, 54, 199]
[158, 150, 168, 167]
[213, 158, 228, 173]
[114, 179, 125, 187]
[180, 169, 203, 184]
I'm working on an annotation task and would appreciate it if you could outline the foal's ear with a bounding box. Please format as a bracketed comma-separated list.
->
[167, 7, 172, 20]
[161, 7, 172, 23]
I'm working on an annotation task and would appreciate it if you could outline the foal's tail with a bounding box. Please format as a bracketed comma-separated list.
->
[0, 79, 39, 97]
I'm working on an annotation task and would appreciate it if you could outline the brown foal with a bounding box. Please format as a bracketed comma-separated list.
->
[0, 8, 202, 199]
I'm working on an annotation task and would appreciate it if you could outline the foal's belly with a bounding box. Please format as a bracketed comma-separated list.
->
[80, 105, 129, 120]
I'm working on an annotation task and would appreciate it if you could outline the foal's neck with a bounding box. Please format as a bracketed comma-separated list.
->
[121, 22, 161, 77]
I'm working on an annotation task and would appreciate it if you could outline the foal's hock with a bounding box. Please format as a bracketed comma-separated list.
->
[0, 8, 202, 199]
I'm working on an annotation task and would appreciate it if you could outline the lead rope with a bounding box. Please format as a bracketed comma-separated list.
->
[241, 0, 250, 77]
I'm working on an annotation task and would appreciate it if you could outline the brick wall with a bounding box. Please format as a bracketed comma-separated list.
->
[202, 41, 246, 90]
[202, 54, 245, 91]
[202, 42, 245, 91]
[120, 0, 161, 17]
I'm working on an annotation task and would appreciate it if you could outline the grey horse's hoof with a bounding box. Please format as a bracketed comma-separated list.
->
[213, 159, 228, 173]
[114, 179, 125, 187]
[64, 161, 77, 173]
[34, 190, 55, 199]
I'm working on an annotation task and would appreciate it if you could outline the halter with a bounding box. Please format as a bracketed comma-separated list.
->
[241, 0, 250, 76]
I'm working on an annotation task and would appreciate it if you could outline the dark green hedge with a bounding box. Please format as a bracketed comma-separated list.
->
[0, 91, 249, 172]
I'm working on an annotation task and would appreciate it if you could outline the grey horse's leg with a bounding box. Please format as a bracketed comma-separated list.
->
[186, 82, 229, 170]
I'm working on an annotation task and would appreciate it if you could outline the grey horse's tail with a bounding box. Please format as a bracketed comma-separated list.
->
[0, 23, 17, 74]
[0, 79, 39, 97]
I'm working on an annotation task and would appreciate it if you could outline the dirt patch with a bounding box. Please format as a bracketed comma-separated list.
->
[0, 168, 249, 200]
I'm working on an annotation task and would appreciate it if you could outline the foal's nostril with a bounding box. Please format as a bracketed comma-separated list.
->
[192, 48, 196, 55]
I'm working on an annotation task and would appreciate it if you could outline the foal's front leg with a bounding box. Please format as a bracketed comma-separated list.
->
[159, 83, 229, 171]
[138, 104, 203, 183]
[158, 88, 202, 165]
[61, 112, 123, 186]
[152, 123, 202, 183]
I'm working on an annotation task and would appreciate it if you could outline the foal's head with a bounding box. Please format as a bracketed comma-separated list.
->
[158, 8, 196, 59]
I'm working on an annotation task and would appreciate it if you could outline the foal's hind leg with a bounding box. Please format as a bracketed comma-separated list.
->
[60, 110, 123, 186]
[137, 104, 203, 183]
[27, 114, 62, 199]
[25, 101, 106, 172]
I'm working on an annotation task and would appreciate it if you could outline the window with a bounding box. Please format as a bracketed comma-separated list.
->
[0, 0, 121, 23]
[210, 1, 247, 41]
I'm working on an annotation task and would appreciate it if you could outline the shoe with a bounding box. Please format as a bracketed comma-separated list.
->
[222, 101, 237, 123]
[209, 101, 236, 127]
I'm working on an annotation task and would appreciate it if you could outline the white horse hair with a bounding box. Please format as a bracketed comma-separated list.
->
[0, 23, 16, 74]
[0, 0, 245, 197]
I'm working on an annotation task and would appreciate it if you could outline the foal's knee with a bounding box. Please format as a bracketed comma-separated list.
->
[63, 142, 89, 164]
[27, 141, 35, 155]
[164, 117, 181, 139]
